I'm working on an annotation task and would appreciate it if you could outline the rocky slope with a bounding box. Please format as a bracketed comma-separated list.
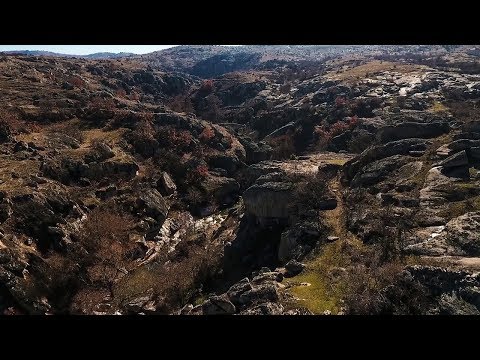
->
[1, 45, 480, 315]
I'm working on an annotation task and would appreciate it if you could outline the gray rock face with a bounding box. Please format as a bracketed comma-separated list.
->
[344, 138, 429, 181]
[404, 266, 480, 314]
[135, 188, 169, 225]
[406, 212, 480, 256]
[463, 120, 480, 134]
[202, 294, 236, 315]
[0, 248, 52, 314]
[444, 212, 480, 255]
[419, 166, 462, 207]
[10, 191, 76, 248]
[239, 302, 285, 315]
[285, 259, 305, 277]
[243, 162, 284, 187]
[238, 136, 272, 165]
[208, 155, 241, 176]
[256, 172, 285, 185]
[278, 221, 320, 263]
[351, 155, 408, 187]
[197, 266, 292, 315]
[157, 171, 177, 196]
[122, 289, 157, 314]
[243, 181, 293, 218]
[42, 157, 139, 184]
[227, 278, 253, 305]
[436, 293, 480, 315]
[438, 150, 469, 169]
[377, 122, 449, 143]
[239, 284, 280, 305]
[471, 147, 480, 161]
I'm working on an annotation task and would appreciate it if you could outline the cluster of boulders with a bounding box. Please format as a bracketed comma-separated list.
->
[179, 260, 309, 315]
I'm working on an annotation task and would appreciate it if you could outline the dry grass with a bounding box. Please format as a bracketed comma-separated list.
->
[327, 60, 425, 83]
[82, 128, 126, 146]
[0, 156, 41, 194]
[428, 101, 449, 114]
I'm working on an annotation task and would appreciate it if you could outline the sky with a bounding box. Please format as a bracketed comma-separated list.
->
[0, 45, 178, 55]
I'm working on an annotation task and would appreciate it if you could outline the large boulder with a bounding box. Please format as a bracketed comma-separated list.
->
[202, 294, 236, 315]
[377, 122, 449, 143]
[351, 155, 409, 187]
[84, 142, 115, 163]
[135, 188, 169, 225]
[238, 283, 280, 306]
[243, 181, 293, 218]
[157, 172, 177, 196]
[344, 138, 429, 181]
[406, 212, 480, 256]
[443, 212, 480, 255]
[285, 259, 306, 277]
[438, 150, 469, 169]
[278, 221, 321, 263]
[227, 278, 253, 305]
[238, 137, 272, 164]
[208, 155, 242, 176]
[202, 176, 240, 205]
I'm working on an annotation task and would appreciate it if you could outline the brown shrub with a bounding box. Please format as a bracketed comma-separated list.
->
[269, 134, 295, 160]
[88, 97, 116, 111]
[289, 172, 330, 222]
[115, 88, 127, 98]
[199, 126, 215, 143]
[0, 108, 26, 137]
[167, 94, 194, 113]
[343, 260, 404, 314]
[199, 79, 214, 94]
[68, 75, 86, 89]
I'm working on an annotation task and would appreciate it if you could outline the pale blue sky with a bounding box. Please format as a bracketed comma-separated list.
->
[0, 45, 178, 55]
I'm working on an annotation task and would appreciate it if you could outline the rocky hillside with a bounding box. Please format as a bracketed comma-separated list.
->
[1, 45, 480, 315]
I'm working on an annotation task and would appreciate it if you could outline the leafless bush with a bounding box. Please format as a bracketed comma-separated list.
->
[289, 172, 330, 221]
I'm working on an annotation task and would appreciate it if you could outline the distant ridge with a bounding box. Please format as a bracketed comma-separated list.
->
[1, 50, 135, 59]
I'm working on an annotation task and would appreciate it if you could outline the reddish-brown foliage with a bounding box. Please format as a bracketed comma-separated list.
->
[129, 91, 141, 101]
[195, 164, 209, 177]
[200, 79, 214, 93]
[115, 88, 127, 98]
[185, 164, 209, 185]
[167, 95, 194, 113]
[335, 96, 347, 107]
[199, 126, 215, 142]
[69, 75, 86, 89]
[168, 128, 193, 148]
[88, 97, 116, 111]
[0, 109, 24, 136]
[314, 116, 359, 149]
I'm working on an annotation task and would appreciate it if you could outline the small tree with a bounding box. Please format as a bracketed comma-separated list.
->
[77, 208, 135, 297]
